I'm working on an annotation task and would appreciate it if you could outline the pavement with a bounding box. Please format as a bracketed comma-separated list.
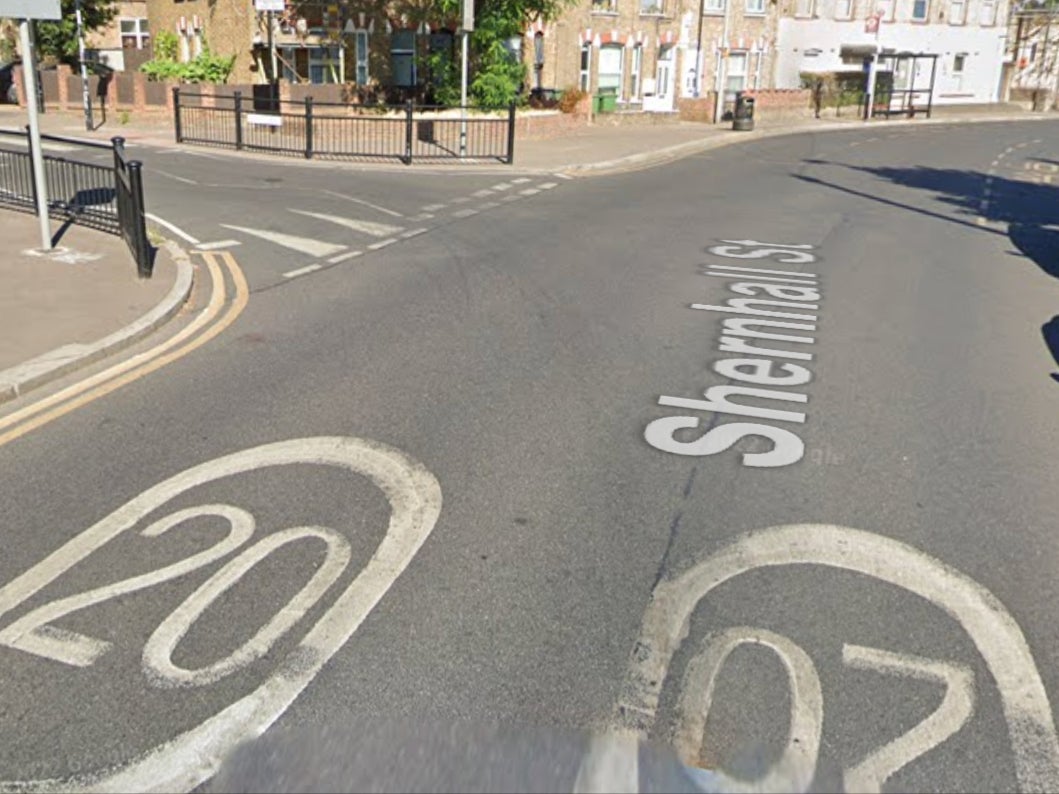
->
[0, 97, 1049, 406]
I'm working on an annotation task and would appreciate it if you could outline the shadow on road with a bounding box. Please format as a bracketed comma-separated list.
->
[796, 160, 1059, 382]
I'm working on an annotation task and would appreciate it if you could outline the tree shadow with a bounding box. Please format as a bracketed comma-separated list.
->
[795, 158, 1059, 382]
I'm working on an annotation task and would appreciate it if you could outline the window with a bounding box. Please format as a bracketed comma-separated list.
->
[630, 44, 643, 99]
[120, 18, 149, 50]
[580, 43, 591, 91]
[309, 46, 341, 84]
[746, 0, 765, 13]
[876, 0, 894, 20]
[640, 0, 665, 14]
[533, 32, 545, 90]
[979, 0, 996, 24]
[355, 30, 369, 85]
[794, 0, 815, 17]
[948, 0, 965, 23]
[391, 30, 416, 87]
[592, 0, 618, 11]
[912, 0, 929, 20]
[834, 0, 853, 19]
[705, 0, 726, 11]
[598, 44, 624, 97]
[725, 51, 748, 102]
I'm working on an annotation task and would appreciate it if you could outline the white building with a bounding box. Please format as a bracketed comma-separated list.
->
[774, 0, 1010, 106]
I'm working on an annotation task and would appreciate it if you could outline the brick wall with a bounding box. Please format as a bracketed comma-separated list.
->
[742, 88, 813, 120]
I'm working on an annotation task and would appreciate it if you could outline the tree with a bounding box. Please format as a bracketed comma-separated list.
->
[31, 0, 117, 66]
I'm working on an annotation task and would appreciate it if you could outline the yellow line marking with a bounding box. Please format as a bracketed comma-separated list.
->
[0, 252, 249, 448]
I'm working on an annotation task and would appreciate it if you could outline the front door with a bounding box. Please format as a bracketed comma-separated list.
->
[644, 46, 675, 112]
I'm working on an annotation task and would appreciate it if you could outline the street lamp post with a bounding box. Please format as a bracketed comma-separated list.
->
[74, 0, 93, 131]
[693, 0, 706, 97]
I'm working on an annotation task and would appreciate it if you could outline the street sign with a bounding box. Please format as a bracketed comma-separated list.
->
[0, 0, 60, 18]
[865, 12, 881, 33]
[462, 0, 474, 32]
[255, 0, 285, 12]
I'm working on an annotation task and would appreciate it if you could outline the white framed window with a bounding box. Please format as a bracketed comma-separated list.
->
[834, 0, 853, 19]
[640, 0, 665, 15]
[979, 0, 997, 24]
[745, 0, 765, 14]
[725, 51, 748, 102]
[355, 30, 369, 84]
[948, 0, 965, 23]
[794, 0, 815, 16]
[598, 44, 624, 97]
[120, 17, 150, 49]
[591, 0, 618, 11]
[580, 43, 592, 91]
[630, 44, 643, 99]
[391, 30, 416, 87]
[876, 0, 895, 20]
[912, 0, 929, 21]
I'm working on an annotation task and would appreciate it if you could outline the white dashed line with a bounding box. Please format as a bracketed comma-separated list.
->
[194, 240, 241, 251]
[478, 201, 501, 210]
[501, 194, 521, 202]
[472, 189, 494, 197]
[450, 196, 471, 204]
[538, 182, 558, 190]
[452, 208, 479, 218]
[554, 173, 574, 180]
[511, 177, 532, 184]
[400, 228, 428, 239]
[421, 203, 447, 212]
[321, 190, 404, 217]
[519, 188, 540, 196]
[491, 182, 513, 191]
[997, 152, 1007, 161]
[408, 213, 435, 221]
[327, 250, 363, 264]
[368, 238, 398, 250]
[283, 264, 322, 279]
[1016, 142, 1029, 148]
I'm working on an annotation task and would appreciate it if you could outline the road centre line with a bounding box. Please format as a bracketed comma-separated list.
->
[327, 250, 363, 264]
[194, 240, 241, 251]
[0, 252, 247, 448]
[283, 264, 323, 279]
[145, 213, 200, 246]
[400, 228, 429, 238]
[368, 238, 398, 250]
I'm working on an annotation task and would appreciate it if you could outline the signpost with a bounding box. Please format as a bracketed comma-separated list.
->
[1, 0, 61, 251]
[460, 0, 473, 158]
[255, 0, 284, 84]
[75, 0, 93, 131]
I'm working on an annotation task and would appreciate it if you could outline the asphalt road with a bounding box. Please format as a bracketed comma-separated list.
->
[2, 120, 1059, 793]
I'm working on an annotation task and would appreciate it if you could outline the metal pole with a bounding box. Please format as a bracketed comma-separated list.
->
[713, 0, 731, 123]
[75, 0, 93, 130]
[268, 11, 278, 83]
[19, 19, 51, 251]
[460, 30, 469, 157]
[693, 0, 706, 97]
[863, 21, 881, 120]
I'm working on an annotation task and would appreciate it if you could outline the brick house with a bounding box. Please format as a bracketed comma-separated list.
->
[87, 0, 152, 72]
[525, 0, 780, 115]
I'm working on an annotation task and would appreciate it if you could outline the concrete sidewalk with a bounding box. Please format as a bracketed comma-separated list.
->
[0, 101, 1052, 175]
[0, 217, 192, 404]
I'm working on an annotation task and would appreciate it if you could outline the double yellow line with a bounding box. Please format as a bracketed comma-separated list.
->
[0, 251, 248, 449]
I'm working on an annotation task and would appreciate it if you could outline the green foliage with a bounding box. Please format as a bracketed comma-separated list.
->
[32, 0, 117, 66]
[140, 37, 235, 84]
[154, 31, 179, 62]
[421, 48, 461, 106]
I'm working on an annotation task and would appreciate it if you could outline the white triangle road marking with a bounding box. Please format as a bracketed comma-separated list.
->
[220, 224, 347, 258]
[288, 210, 404, 238]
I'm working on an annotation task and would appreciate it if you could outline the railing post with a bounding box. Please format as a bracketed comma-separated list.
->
[305, 95, 314, 159]
[234, 90, 243, 150]
[404, 99, 413, 165]
[506, 101, 516, 165]
[173, 87, 182, 143]
[128, 160, 151, 278]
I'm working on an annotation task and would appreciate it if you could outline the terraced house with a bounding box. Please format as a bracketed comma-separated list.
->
[530, 0, 780, 115]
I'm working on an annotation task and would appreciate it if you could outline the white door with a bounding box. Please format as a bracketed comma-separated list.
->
[644, 46, 675, 111]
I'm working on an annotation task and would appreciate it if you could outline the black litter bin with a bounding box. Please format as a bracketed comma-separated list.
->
[733, 91, 755, 131]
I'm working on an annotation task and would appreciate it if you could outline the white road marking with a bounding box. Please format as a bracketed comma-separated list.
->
[478, 201, 501, 210]
[709, 263, 819, 278]
[194, 240, 241, 251]
[321, 189, 403, 217]
[0, 437, 442, 794]
[511, 177, 532, 184]
[843, 645, 974, 794]
[491, 182, 513, 191]
[519, 188, 540, 196]
[610, 524, 1059, 793]
[327, 250, 363, 264]
[408, 213, 435, 221]
[421, 203, 447, 212]
[573, 734, 640, 794]
[282, 264, 323, 278]
[452, 208, 479, 218]
[676, 627, 822, 793]
[538, 182, 558, 190]
[450, 196, 471, 204]
[220, 225, 346, 258]
[288, 209, 403, 237]
[400, 228, 428, 239]
[976, 217, 988, 226]
[554, 172, 574, 180]
[155, 170, 198, 186]
[500, 194, 521, 202]
[1016, 142, 1029, 148]
[367, 238, 398, 250]
[472, 189, 494, 197]
[146, 213, 200, 246]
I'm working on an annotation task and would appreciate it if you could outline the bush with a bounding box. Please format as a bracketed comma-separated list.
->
[557, 86, 587, 114]
[140, 35, 235, 84]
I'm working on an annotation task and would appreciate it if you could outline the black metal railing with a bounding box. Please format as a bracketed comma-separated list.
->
[173, 88, 517, 165]
[0, 130, 152, 277]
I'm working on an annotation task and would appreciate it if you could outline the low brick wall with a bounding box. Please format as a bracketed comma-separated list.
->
[742, 89, 814, 121]
[678, 96, 716, 123]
